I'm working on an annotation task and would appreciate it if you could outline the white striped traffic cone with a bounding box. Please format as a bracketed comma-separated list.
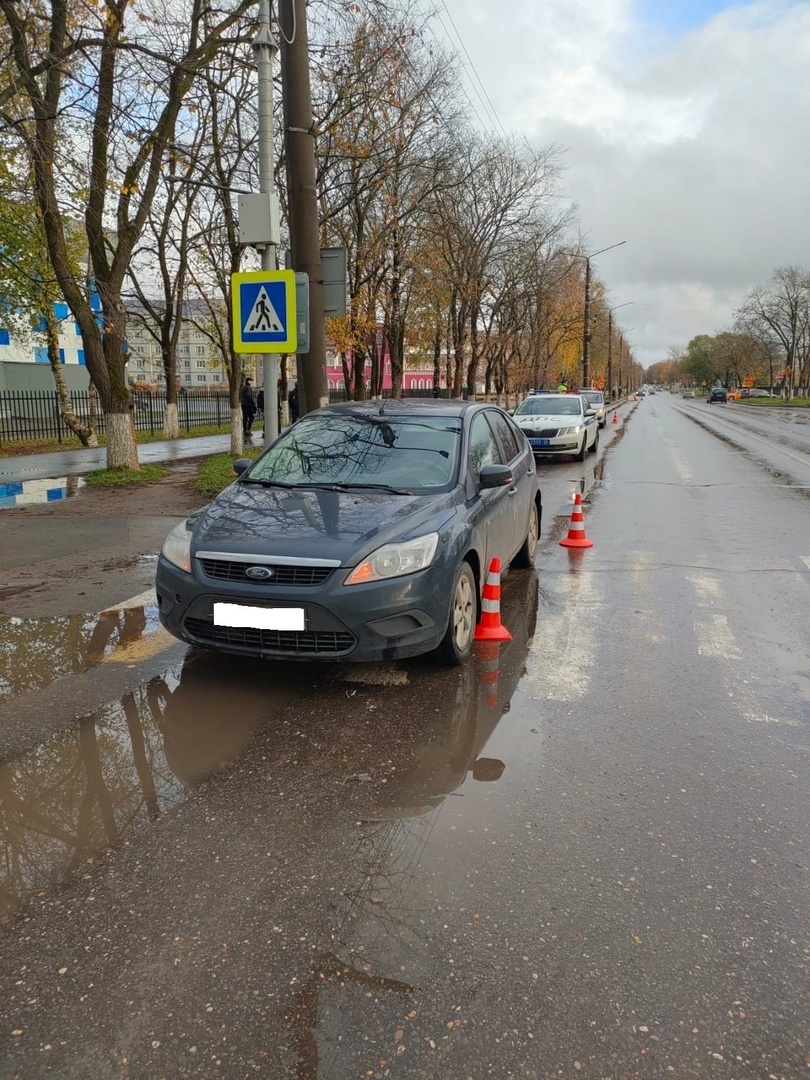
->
[474, 558, 512, 642]
[559, 492, 593, 549]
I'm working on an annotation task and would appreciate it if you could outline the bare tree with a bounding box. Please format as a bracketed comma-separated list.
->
[0, 0, 254, 468]
[736, 266, 810, 399]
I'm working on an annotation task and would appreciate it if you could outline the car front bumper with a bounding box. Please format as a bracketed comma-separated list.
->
[526, 436, 582, 454]
[156, 555, 453, 662]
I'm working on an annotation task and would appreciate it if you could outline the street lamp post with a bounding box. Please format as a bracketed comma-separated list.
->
[252, 0, 280, 445]
[561, 242, 626, 388]
[618, 328, 635, 395]
[607, 302, 633, 399]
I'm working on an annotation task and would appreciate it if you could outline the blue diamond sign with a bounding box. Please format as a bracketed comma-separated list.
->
[231, 269, 297, 353]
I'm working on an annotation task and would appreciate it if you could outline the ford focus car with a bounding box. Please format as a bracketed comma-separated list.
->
[156, 401, 541, 667]
[511, 392, 599, 460]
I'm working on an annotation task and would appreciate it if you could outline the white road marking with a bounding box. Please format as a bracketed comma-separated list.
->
[801, 556, 810, 572]
[103, 588, 156, 612]
[687, 571, 741, 660]
[694, 614, 741, 660]
[526, 568, 604, 702]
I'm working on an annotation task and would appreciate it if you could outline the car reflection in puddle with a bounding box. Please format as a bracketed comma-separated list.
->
[0, 568, 539, 932]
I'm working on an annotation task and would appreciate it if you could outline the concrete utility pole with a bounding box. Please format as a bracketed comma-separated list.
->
[279, 0, 328, 417]
[253, 0, 279, 444]
[562, 241, 626, 388]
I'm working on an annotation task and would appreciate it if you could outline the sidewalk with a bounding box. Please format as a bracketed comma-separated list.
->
[0, 434, 233, 484]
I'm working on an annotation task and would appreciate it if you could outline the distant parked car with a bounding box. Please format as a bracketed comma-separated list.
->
[708, 388, 728, 403]
[748, 388, 772, 398]
[573, 389, 607, 428]
[682, 389, 695, 399]
[727, 389, 742, 401]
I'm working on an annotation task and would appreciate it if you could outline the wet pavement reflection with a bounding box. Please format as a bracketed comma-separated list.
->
[0, 605, 157, 705]
[0, 474, 85, 510]
[0, 569, 540, 928]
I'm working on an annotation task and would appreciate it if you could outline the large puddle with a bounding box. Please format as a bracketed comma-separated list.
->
[0, 604, 163, 704]
[0, 571, 543, 925]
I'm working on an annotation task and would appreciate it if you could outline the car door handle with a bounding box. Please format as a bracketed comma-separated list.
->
[508, 486, 518, 496]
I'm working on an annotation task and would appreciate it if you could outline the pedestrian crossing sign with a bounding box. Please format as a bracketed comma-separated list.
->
[231, 269, 297, 353]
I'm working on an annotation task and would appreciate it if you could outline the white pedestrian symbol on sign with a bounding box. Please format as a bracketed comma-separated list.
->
[247, 286, 283, 332]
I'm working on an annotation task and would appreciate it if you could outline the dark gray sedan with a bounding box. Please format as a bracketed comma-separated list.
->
[156, 400, 540, 665]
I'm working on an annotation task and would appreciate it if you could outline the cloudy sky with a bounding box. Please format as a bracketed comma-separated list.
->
[432, 0, 810, 367]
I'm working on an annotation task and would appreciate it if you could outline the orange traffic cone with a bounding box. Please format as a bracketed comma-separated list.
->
[474, 558, 512, 642]
[559, 492, 593, 549]
[477, 640, 502, 707]
[612, 411, 618, 424]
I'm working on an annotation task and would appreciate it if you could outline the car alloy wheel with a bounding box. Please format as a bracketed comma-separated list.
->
[436, 561, 476, 666]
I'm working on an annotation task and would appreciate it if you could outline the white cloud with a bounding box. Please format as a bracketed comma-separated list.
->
[437, 0, 810, 365]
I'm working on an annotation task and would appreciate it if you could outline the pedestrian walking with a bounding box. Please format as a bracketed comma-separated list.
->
[241, 377, 257, 436]
[288, 384, 299, 423]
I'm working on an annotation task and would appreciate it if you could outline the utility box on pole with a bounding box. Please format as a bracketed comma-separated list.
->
[321, 247, 347, 317]
[238, 192, 281, 247]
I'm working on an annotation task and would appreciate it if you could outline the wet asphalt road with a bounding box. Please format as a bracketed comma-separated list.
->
[0, 395, 808, 1079]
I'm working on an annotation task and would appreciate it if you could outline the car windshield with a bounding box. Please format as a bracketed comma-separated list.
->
[244, 412, 462, 492]
[582, 392, 603, 404]
[515, 397, 582, 416]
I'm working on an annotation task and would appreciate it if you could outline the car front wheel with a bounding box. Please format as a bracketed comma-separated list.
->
[435, 561, 477, 666]
[575, 436, 587, 462]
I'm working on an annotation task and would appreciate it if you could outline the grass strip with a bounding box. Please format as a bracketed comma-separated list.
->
[192, 448, 262, 497]
[85, 463, 169, 487]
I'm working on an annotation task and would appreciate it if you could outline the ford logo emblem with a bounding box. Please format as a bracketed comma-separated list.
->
[245, 565, 274, 580]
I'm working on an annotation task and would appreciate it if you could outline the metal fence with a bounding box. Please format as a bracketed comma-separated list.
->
[0, 386, 449, 445]
[0, 389, 234, 444]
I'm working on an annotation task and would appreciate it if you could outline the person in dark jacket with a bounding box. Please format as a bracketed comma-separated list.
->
[288, 384, 299, 423]
[240, 377, 256, 436]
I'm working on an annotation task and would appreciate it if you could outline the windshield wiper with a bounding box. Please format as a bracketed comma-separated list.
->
[240, 477, 297, 489]
[327, 482, 414, 495]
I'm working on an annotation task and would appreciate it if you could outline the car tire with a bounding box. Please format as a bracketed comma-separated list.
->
[575, 436, 587, 462]
[435, 561, 477, 667]
[588, 430, 599, 453]
[512, 500, 539, 568]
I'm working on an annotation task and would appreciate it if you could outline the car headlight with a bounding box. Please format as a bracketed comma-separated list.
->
[345, 533, 439, 585]
[558, 425, 580, 436]
[161, 519, 193, 573]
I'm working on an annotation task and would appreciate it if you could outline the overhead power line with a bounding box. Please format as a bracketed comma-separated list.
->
[436, 1, 507, 138]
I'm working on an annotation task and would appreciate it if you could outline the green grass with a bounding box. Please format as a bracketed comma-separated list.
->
[85, 463, 169, 487]
[738, 397, 810, 407]
[0, 423, 232, 458]
[192, 448, 262, 497]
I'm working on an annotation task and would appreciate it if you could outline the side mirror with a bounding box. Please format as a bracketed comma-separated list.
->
[232, 458, 252, 476]
[585, 408, 597, 417]
[479, 463, 514, 489]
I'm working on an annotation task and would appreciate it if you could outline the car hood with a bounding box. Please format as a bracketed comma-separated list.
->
[190, 482, 459, 565]
[512, 413, 580, 426]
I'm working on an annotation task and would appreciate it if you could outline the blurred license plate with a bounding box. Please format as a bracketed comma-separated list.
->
[530, 438, 551, 447]
[214, 603, 305, 631]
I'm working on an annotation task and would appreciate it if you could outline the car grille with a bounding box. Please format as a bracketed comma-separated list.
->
[524, 428, 559, 439]
[185, 618, 355, 655]
[199, 558, 333, 587]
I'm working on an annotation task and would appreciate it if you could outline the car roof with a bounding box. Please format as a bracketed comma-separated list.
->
[315, 398, 486, 419]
